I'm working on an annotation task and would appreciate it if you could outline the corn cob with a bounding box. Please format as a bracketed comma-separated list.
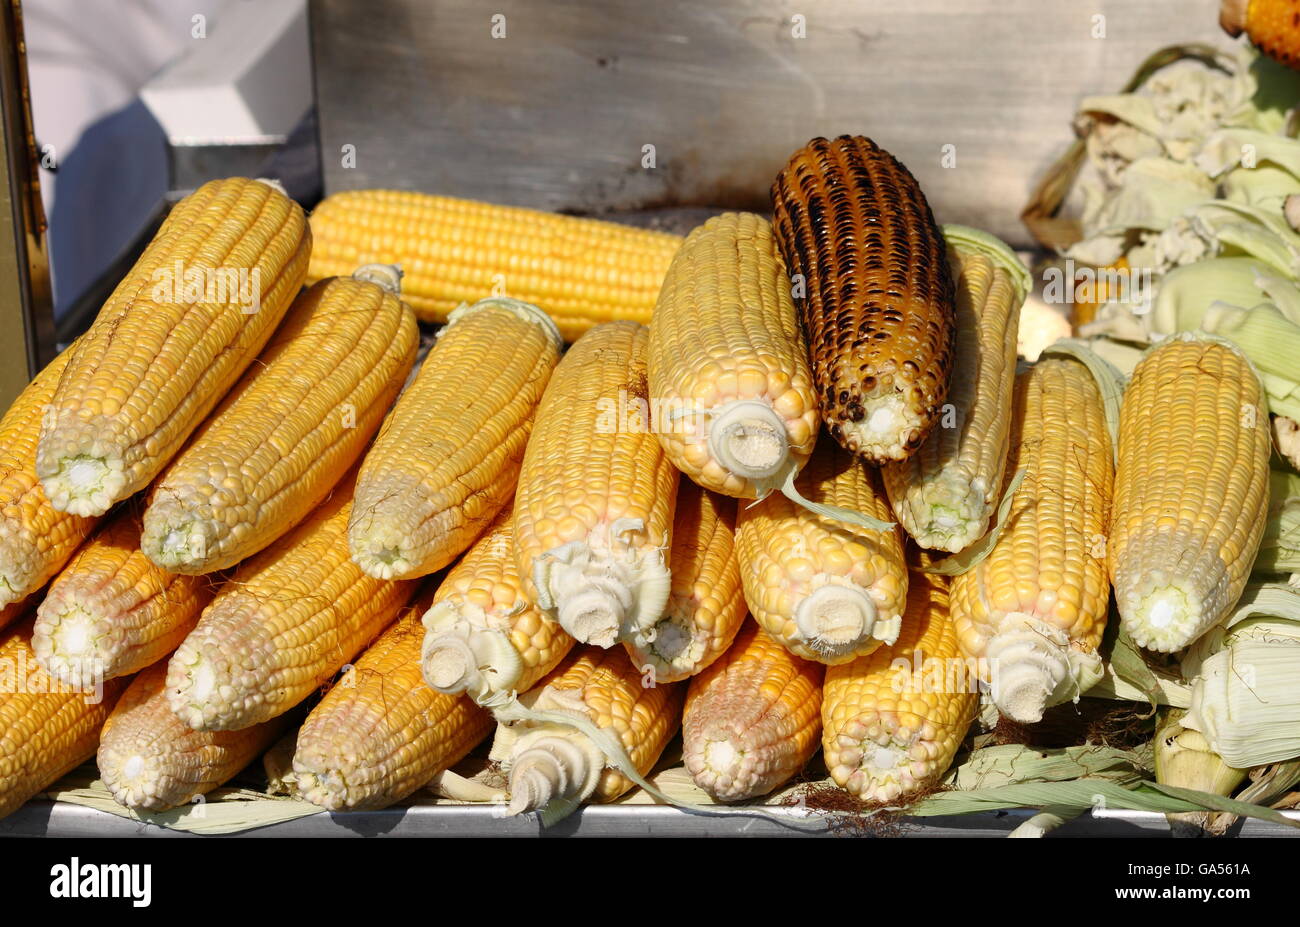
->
[881, 234, 1024, 552]
[97, 661, 288, 811]
[32, 512, 213, 686]
[141, 265, 418, 574]
[1110, 334, 1271, 652]
[1221, 0, 1300, 70]
[307, 189, 682, 342]
[646, 211, 819, 499]
[735, 441, 906, 664]
[421, 505, 573, 704]
[770, 135, 957, 463]
[0, 342, 97, 609]
[349, 297, 561, 580]
[950, 357, 1114, 722]
[682, 620, 824, 802]
[514, 321, 679, 649]
[37, 178, 310, 517]
[491, 646, 684, 816]
[0, 599, 28, 633]
[294, 589, 493, 811]
[623, 482, 745, 683]
[823, 571, 976, 802]
[167, 479, 416, 731]
[0, 621, 128, 819]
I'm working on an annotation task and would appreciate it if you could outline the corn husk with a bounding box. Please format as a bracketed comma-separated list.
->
[1257, 470, 1300, 574]
[1182, 583, 1300, 767]
[1154, 708, 1247, 836]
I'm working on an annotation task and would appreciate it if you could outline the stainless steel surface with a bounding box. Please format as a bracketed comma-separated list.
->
[0, 0, 53, 400]
[5, 801, 1300, 837]
[311, 0, 1225, 248]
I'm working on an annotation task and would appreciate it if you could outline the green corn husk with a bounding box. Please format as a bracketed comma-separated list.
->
[1182, 583, 1300, 768]
[1257, 469, 1300, 573]
[1149, 256, 1300, 334]
[1198, 301, 1300, 420]
[1154, 708, 1247, 836]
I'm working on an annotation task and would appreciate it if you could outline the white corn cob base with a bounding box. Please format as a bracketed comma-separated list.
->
[421, 598, 525, 703]
[791, 578, 900, 660]
[489, 686, 605, 816]
[984, 614, 1103, 723]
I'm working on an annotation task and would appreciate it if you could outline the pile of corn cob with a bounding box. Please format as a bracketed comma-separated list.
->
[0, 114, 1292, 833]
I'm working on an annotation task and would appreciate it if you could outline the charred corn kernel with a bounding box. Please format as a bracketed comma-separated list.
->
[32, 512, 213, 686]
[646, 212, 819, 498]
[349, 297, 561, 580]
[98, 661, 287, 811]
[0, 343, 97, 608]
[735, 441, 906, 664]
[421, 505, 573, 703]
[294, 590, 494, 811]
[1110, 334, 1271, 653]
[0, 621, 128, 819]
[307, 190, 682, 343]
[167, 479, 417, 731]
[771, 135, 956, 463]
[142, 266, 418, 574]
[514, 321, 680, 649]
[623, 482, 745, 683]
[491, 646, 684, 815]
[682, 620, 824, 802]
[1222, 0, 1300, 70]
[823, 572, 976, 802]
[37, 178, 310, 517]
[882, 237, 1024, 552]
[950, 357, 1114, 723]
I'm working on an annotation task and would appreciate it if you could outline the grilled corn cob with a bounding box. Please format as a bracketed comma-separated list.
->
[1222, 0, 1300, 69]
[646, 211, 819, 498]
[823, 572, 977, 802]
[0, 621, 127, 819]
[682, 620, 824, 802]
[37, 178, 310, 517]
[294, 590, 493, 811]
[1110, 334, 1271, 652]
[514, 321, 679, 648]
[97, 661, 288, 811]
[623, 482, 745, 683]
[950, 357, 1114, 722]
[349, 297, 561, 580]
[307, 189, 682, 342]
[771, 135, 956, 463]
[142, 265, 417, 574]
[881, 230, 1026, 551]
[735, 441, 906, 664]
[491, 646, 684, 816]
[421, 505, 573, 704]
[167, 480, 416, 731]
[32, 512, 213, 686]
[0, 342, 97, 609]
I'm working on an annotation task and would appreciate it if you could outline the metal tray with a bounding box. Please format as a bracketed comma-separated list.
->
[4, 800, 1299, 838]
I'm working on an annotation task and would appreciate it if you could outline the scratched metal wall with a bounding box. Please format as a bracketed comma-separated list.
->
[310, 0, 1225, 247]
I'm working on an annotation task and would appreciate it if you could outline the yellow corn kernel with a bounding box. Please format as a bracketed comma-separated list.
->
[307, 189, 683, 342]
[514, 321, 679, 649]
[823, 572, 977, 802]
[735, 441, 906, 664]
[771, 135, 956, 463]
[33, 511, 213, 685]
[349, 297, 561, 580]
[492, 646, 684, 815]
[1110, 334, 1271, 652]
[167, 477, 417, 731]
[0, 621, 128, 819]
[0, 342, 97, 608]
[421, 504, 574, 704]
[683, 620, 824, 802]
[646, 212, 818, 498]
[950, 357, 1114, 722]
[98, 661, 288, 811]
[294, 588, 494, 811]
[623, 482, 745, 683]
[1222, 0, 1300, 70]
[37, 178, 310, 517]
[142, 265, 418, 574]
